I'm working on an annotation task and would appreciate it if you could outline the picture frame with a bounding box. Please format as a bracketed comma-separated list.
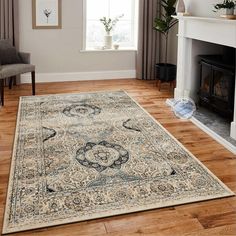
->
[32, 0, 62, 29]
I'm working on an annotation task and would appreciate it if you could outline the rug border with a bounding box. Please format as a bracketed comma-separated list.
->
[123, 90, 235, 196]
[2, 90, 235, 234]
[2, 96, 23, 235]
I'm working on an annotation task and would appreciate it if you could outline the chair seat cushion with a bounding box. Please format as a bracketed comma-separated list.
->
[0, 64, 35, 79]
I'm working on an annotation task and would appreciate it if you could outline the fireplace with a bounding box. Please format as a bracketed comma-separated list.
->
[199, 55, 235, 120]
[173, 15, 236, 153]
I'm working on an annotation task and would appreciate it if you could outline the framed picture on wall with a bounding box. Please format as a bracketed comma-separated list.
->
[32, 0, 62, 29]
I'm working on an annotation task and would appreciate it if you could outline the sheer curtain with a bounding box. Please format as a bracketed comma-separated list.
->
[136, 0, 161, 80]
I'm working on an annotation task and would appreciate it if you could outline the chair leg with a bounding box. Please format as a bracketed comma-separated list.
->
[1, 79, 4, 106]
[170, 81, 174, 91]
[9, 77, 14, 89]
[31, 71, 35, 95]
[157, 80, 161, 91]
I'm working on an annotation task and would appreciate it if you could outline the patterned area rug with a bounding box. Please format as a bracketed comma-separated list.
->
[3, 91, 234, 234]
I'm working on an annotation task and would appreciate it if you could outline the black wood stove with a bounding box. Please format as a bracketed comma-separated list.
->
[198, 55, 235, 120]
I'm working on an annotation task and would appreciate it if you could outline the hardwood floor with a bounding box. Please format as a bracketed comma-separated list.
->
[0, 79, 235, 236]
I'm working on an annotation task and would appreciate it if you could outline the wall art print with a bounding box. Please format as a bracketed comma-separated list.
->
[32, 0, 62, 29]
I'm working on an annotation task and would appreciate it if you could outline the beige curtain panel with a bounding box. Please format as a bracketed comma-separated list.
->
[0, 0, 19, 85]
[0, 0, 19, 47]
[136, 0, 161, 80]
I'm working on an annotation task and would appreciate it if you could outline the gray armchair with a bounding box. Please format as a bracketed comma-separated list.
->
[0, 40, 35, 106]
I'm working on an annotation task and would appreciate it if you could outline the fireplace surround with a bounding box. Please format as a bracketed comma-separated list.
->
[173, 16, 236, 153]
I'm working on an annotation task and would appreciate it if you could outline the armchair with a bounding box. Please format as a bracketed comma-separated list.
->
[0, 40, 35, 106]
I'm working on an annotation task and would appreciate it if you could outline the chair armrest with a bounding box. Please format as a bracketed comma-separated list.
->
[19, 52, 31, 64]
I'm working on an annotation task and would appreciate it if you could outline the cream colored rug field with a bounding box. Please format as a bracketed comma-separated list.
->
[3, 91, 234, 234]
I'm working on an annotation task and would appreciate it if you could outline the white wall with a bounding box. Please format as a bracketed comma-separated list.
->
[185, 0, 224, 17]
[19, 0, 136, 82]
[19, 0, 221, 82]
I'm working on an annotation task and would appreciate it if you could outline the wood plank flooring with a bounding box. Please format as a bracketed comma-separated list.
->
[0, 79, 235, 236]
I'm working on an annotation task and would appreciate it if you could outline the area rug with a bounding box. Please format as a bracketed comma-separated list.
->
[3, 91, 234, 234]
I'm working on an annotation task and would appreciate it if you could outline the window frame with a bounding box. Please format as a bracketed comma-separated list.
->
[82, 0, 138, 51]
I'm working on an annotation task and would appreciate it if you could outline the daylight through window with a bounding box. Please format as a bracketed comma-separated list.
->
[85, 0, 138, 50]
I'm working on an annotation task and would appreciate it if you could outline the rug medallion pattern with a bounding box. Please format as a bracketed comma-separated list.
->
[3, 91, 234, 234]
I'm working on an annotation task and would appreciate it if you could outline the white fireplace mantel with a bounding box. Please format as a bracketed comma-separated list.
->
[174, 16, 236, 152]
[174, 16, 236, 48]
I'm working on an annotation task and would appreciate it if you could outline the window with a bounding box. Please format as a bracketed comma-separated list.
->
[84, 0, 138, 50]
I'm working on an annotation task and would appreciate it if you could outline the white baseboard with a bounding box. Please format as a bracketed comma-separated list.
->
[20, 70, 136, 83]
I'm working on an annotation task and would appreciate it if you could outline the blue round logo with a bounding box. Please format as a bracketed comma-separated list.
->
[172, 98, 196, 120]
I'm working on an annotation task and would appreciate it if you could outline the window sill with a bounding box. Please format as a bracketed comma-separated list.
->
[80, 48, 137, 53]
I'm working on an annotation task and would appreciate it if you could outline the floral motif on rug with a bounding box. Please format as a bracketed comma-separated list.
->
[2, 91, 234, 234]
